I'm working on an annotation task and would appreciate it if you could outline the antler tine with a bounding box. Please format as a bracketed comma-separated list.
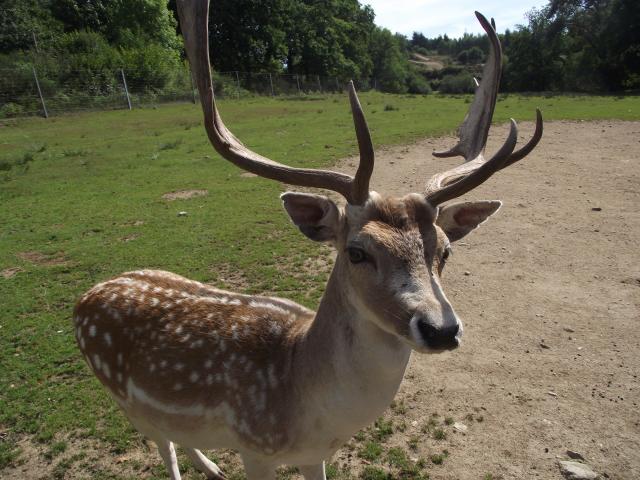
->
[427, 119, 519, 206]
[433, 12, 501, 161]
[176, 0, 374, 205]
[347, 81, 375, 205]
[502, 108, 543, 168]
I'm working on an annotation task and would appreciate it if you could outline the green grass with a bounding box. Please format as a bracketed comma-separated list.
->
[358, 441, 384, 461]
[0, 92, 638, 476]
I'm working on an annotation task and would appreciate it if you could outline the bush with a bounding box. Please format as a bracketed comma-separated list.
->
[0, 102, 25, 118]
[457, 46, 485, 65]
[438, 73, 475, 93]
[406, 69, 431, 94]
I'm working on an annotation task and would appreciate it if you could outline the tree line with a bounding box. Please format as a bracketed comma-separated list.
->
[0, 0, 638, 101]
[409, 0, 639, 93]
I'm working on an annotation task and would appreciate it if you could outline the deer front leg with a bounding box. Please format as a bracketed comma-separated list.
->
[156, 439, 181, 480]
[299, 463, 326, 480]
[184, 447, 226, 479]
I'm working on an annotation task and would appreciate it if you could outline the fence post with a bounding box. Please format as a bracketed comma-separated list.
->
[317, 75, 322, 92]
[235, 71, 241, 99]
[120, 69, 132, 110]
[296, 75, 301, 95]
[268, 73, 275, 96]
[335, 77, 340, 91]
[32, 32, 40, 53]
[32, 66, 48, 119]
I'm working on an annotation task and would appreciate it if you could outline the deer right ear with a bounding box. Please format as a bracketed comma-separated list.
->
[281, 192, 340, 243]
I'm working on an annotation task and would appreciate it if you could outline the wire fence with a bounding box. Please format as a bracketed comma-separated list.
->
[0, 65, 377, 119]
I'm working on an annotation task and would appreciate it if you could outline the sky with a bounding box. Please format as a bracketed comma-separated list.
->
[363, 0, 549, 38]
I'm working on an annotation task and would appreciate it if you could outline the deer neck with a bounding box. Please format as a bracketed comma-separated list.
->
[291, 262, 412, 441]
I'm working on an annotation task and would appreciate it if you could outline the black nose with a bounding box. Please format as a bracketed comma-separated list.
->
[417, 319, 459, 349]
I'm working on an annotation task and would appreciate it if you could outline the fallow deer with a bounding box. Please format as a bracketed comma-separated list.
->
[73, 2, 543, 479]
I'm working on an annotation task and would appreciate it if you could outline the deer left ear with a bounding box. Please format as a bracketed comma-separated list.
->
[436, 200, 502, 242]
[281, 192, 340, 243]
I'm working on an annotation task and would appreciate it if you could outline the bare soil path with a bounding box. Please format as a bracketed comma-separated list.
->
[333, 120, 640, 479]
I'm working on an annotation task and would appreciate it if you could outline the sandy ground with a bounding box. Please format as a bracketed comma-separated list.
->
[3, 120, 639, 479]
[333, 119, 639, 479]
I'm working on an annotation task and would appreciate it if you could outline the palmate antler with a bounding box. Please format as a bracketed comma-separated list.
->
[424, 12, 543, 206]
[176, 0, 374, 205]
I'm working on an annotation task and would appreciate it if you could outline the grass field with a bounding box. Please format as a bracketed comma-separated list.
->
[1, 92, 638, 478]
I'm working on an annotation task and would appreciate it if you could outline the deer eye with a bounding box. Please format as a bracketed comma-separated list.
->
[442, 246, 452, 262]
[347, 247, 367, 264]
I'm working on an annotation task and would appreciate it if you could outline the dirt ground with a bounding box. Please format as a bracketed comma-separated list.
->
[4, 120, 639, 479]
[333, 119, 639, 479]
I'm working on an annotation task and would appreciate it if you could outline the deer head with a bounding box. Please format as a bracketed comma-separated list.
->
[176, 1, 542, 353]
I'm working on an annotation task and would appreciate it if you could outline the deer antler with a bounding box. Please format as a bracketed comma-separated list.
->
[425, 12, 543, 206]
[176, 0, 374, 205]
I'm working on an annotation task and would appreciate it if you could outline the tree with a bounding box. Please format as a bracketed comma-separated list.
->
[456, 46, 485, 64]
[283, 0, 375, 79]
[0, 0, 63, 52]
[546, 0, 640, 90]
[208, 0, 288, 73]
[369, 27, 408, 93]
[50, 0, 180, 50]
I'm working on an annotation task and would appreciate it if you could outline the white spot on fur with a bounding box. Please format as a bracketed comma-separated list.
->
[102, 362, 111, 379]
[104, 332, 112, 347]
[189, 372, 200, 383]
[269, 322, 282, 336]
[89, 325, 97, 337]
[249, 300, 289, 315]
[92, 354, 102, 370]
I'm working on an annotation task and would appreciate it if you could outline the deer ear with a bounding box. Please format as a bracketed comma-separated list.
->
[281, 192, 340, 243]
[436, 200, 502, 242]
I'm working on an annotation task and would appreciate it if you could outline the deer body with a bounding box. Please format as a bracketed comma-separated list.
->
[74, 2, 543, 478]
[75, 264, 411, 465]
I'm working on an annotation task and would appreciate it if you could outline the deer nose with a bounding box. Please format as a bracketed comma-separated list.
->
[416, 318, 460, 350]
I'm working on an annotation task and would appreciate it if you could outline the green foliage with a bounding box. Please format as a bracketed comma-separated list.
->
[0, 0, 183, 109]
[438, 73, 474, 94]
[360, 466, 390, 480]
[358, 441, 383, 461]
[369, 28, 408, 93]
[411, 30, 488, 58]
[0, 102, 25, 118]
[412, 0, 640, 92]
[0, 0, 64, 52]
[456, 46, 485, 65]
[406, 68, 432, 94]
